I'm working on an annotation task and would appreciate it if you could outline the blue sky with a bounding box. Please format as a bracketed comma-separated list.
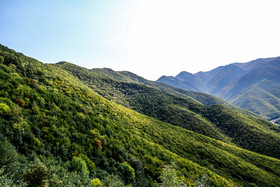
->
[1, 0, 280, 80]
[0, 0, 120, 65]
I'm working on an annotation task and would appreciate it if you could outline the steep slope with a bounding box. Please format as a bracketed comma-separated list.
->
[233, 57, 274, 71]
[218, 61, 280, 100]
[219, 59, 280, 122]
[230, 80, 280, 120]
[157, 75, 200, 91]
[55, 62, 280, 161]
[1, 44, 280, 186]
[206, 65, 246, 95]
[157, 57, 280, 121]
[175, 71, 207, 92]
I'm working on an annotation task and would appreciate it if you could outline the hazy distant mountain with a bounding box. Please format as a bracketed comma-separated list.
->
[157, 57, 280, 121]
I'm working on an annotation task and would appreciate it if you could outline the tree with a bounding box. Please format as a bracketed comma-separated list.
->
[102, 174, 129, 187]
[90, 178, 102, 186]
[23, 158, 51, 187]
[119, 162, 135, 184]
[70, 156, 89, 177]
[0, 56, 4, 64]
[158, 164, 187, 187]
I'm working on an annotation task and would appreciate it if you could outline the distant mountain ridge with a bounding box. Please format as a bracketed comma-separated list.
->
[157, 57, 280, 121]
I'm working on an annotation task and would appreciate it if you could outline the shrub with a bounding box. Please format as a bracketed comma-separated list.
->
[0, 103, 11, 116]
[94, 137, 103, 151]
[0, 56, 4, 64]
[23, 158, 51, 187]
[158, 164, 186, 187]
[16, 98, 25, 107]
[90, 178, 102, 186]
[70, 156, 89, 177]
[119, 162, 135, 184]
[102, 174, 128, 187]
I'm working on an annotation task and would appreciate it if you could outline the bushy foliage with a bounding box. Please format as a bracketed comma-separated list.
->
[101, 174, 130, 187]
[91, 178, 102, 186]
[157, 164, 187, 187]
[0, 103, 11, 116]
[70, 156, 90, 177]
[23, 158, 54, 187]
[0, 167, 17, 187]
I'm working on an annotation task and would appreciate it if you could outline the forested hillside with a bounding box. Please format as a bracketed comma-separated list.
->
[1, 44, 280, 186]
[56, 62, 280, 160]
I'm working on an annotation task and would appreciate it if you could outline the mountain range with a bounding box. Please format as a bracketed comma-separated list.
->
[1, 44, 280, 186]
[157, 57, 280, 121]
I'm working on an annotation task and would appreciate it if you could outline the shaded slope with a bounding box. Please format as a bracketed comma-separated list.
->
[157, 75, 200, 91]
[175, 71, 207, 92]
[207, 65, 246, 95]
[231, 80, 280, 120]
[218, 64, 280, 100]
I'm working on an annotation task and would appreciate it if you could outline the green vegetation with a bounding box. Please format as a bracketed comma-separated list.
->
[157, 164, 186, 187]
[231, 80, 280, 120]
[0, 103, 11, 115]
[56, 61, 280, 159]
[0, 44, 280, 186]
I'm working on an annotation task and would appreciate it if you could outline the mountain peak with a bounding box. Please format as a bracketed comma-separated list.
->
[176, 71, 194, 77]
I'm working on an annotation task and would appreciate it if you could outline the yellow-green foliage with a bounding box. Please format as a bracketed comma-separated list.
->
[91, 178, 102, 186]
[0, 103, 11, 115]
[71, 156, 89, 177]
